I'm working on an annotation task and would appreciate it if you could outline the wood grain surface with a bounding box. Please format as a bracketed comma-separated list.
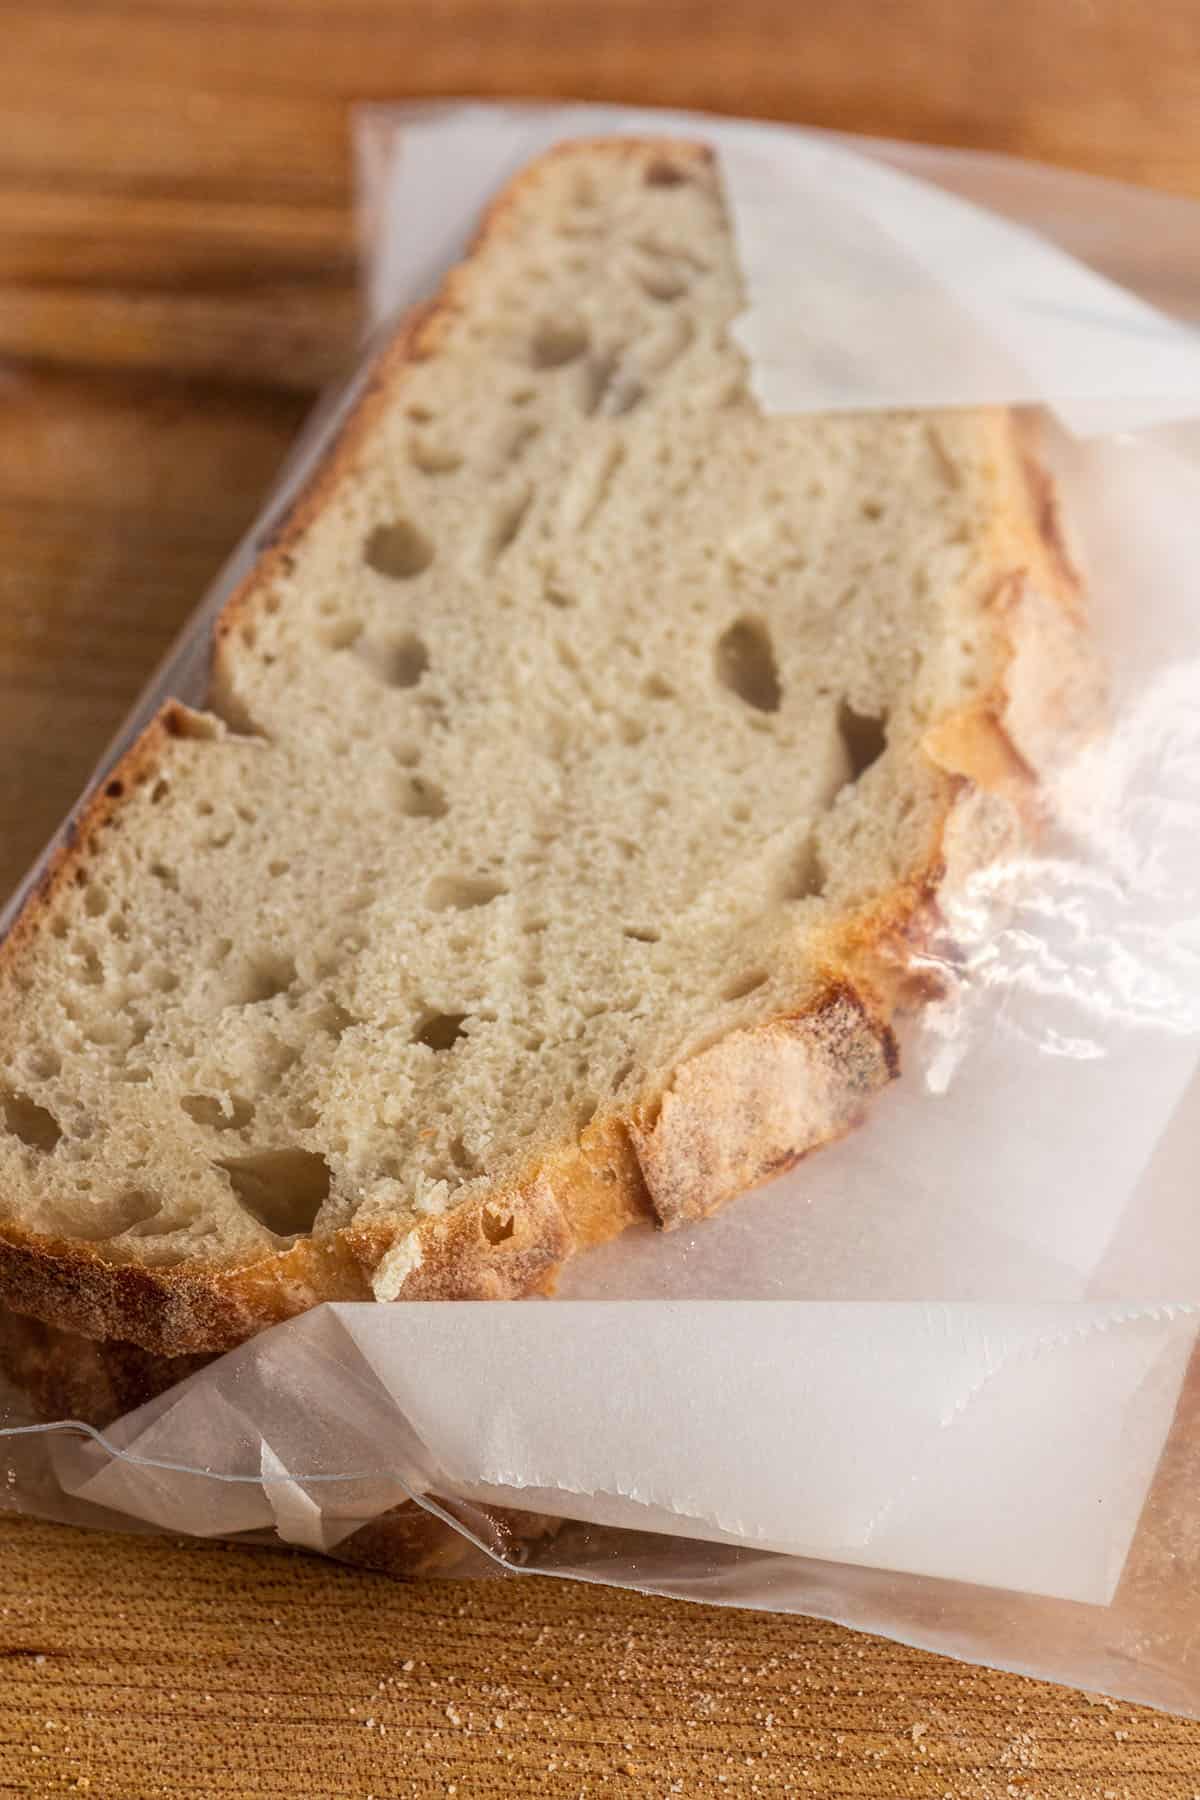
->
[3, 3, 1200, 1794]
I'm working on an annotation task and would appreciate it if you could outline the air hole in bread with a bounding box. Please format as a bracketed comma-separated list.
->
[82, 1015, 123, 1048]
[357, 634, 429, 689]
[414, 1012, 468, 1053]
[181, 1093, 254, 1132]
[715, 617, 782, 714]
[500, 419, 540, 464]
[530, 315, 589, 368]
[149, 779, 170, 805]
[231, 952, 296, 1007]
[409, 434, 463, 475]
[218, 1149, 330, 1237]
[322, 616, 363, 651]
[425, 876, 508, 912]
[364, 519, 435, 580]
[623, 926, 659, 943]
[780, 838, 826, 902]
[641, 312, 695, 375]
[1, 1090, 62, 1152]
[397, 774, 448, 819]
[487, 486, 533, 561]
[838, 701, 887, 781]
[268, 859, 290, 878]
[635, 260, 690, 302]
[68, 1187, 162, 1240]
[580, 349, 616, 416]
[83, 883, 108, 918]
[449, 1133, 477, 1175]
[164, 704, 221, 742]
[861, 499, 885, 521]
[581, 349, 644, 418]
[208, 688, 268, 740]
[723, 969, 768, 1003]
[116, 1190, 166, 1235]
[480, 1205, 515, 1245]
[71, 938, 104, 987]
[644, 674, 674, 700]
[313, 1000, 356, 1038]
[644, 158, 686, 187]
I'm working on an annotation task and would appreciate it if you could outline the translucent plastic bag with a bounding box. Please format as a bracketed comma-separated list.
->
[5, 100, 1200, 1715]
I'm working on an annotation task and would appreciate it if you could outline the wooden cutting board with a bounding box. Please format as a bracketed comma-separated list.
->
[3, 4, 1200, 1794]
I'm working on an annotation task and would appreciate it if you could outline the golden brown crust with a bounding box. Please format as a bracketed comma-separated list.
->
[628, 985, 897, 1230]
[0, 1219, 376, 1356]
[0, 1304, 209, 1428]
[0, 712, 178, 976]
[342, 1109, 657, 1303]
[0, 140, 1101, 1353]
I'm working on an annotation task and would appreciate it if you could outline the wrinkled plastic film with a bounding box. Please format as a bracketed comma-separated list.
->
[2, 103, 1200, 1717]
[4, 1303, 1200, 1712]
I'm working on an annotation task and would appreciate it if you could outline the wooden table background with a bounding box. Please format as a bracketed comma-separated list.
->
[3, 3, 1200, 1794]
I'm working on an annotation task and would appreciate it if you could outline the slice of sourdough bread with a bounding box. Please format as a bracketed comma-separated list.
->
[0, 139, 1096, 1355]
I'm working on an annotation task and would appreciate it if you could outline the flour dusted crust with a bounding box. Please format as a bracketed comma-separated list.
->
[0, 140, 1100, 1355]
